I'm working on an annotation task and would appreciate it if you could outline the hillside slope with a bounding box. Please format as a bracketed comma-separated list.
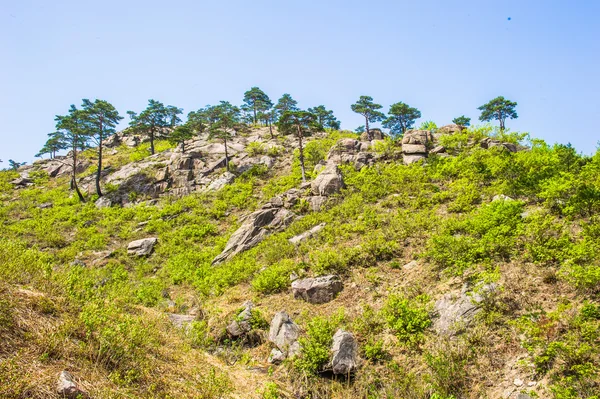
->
[1, 125, 599, 399]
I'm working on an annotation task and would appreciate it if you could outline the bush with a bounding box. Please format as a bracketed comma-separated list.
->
[383, 294, 431, 346]
[295, 313, 344, 375]
[425, 341, 470, 398]
[246, 142, 267, 156]
[252, 259, 297, 294]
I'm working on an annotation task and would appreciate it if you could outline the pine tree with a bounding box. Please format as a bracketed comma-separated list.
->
[243, 87, 272, 124]
[207, 101, 241, 172]
[382, 102, 421, 136]
[127, 100, 182, 155]
[277, 110, 321, 182]
[351, 96, 385, 140]
[478, 96, 518, 131]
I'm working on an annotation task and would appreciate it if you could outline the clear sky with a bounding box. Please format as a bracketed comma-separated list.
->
[1, 0, 599, 163]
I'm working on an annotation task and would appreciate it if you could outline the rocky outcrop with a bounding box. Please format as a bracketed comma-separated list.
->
[212, 205, 295, 264]
[127, 237, 158, 256]
[327, 139, 374, 170]
[402, 130, 433, 165]
[480, 138, 518, 153]
[168, 313, 196, 329]
[330, 329, 358, 375]
[360, 128, 385, 141]
[311, 163, 344, 196]
[226, 301, 263, 345]
[289, 223, 326, 245]
[433, 284, 497, 335]
[206, 172, 235, 191]
[268, 311, 301, 364]
[57, 371, 88, 399]
[292, 275, 343, 304]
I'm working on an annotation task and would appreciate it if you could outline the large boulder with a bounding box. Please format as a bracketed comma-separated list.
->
[268, 311, 301, 356]
[433, 284, 497, 335]
[360, 128, 384, 141]
[57, 371, 88, 399]
[311, 162, 344, 196]
[127, 237, 158, 256]
[330, 329, 358, 375]
[402, 130, 432, 165]
[437, 124, 462, 135]
[327, 139, 374, 170]
[292, 275, 343, 304]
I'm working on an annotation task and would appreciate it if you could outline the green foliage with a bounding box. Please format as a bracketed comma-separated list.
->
[246, 141, 267, 156]
[127, 99, 182, 155]
[252, 259, 298, 294]
[425, 341, 470, 398]
[418, 120, 437, 131]
[295, 312, 344, 375]
[383, 102, 422, 136]
[478, 96, 518, 130]
[383, 294, 431, 345]
[351, 96, 385, 138]
[363, 338, 386, 362]
[452, 115, 471, 128]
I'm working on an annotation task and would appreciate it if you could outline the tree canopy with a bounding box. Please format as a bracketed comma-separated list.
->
[243, 87, 272, 125]
[308, 105, 340, 130]
[127, 100, 182, 155]
[382, 102, 421, 136]
[351, 96, 385, 140]
[452, 115, 471, 129]
[277, 110, 321, 182]
[274, 94, 299, 119]
[478, 96, 518, 131]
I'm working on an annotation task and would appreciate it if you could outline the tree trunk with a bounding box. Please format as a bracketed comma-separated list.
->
[297, 125, 306, 182]
[95, 131, 103, 197]
[253, 106, 257, 125]
[224, 137, 229, 172]
[268, 120, 274, 139]
[182, 141, 186, 154]
[72, 142, 85, 202]
[365, 116, 372, 140]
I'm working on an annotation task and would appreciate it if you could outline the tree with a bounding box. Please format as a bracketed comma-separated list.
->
[55, 105, 90, 202]
[308, 105, 340, 130]
[207, 101, 241, 172]
[354, 125, 365, 134]
[258, 109, 277, 138]
[81, 99, 123, 197]
[382, 102, 421, 136]
[478, 96, 518, 131]
[8, 160, 26, 170]
[127, 100, 182, 155]
[36, 132, 67, 159]
[452, 115, 471, 130]
[169, 123, 195, 153]
[243, 87, 273, 124]
[274, 94, 299, 119]
[351, 96, 385, 140]
[277, 110, 321, 182]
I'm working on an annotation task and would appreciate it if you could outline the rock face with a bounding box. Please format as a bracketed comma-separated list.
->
[268, 311, 301, 364]
[57, 371, 87, 399]
[480, 138, 518, 153]
[127, 237, 158, 256]
[437, 124, 463, 135]
[289, 223, 326, 245]
[206, 171, 235, 191]
[330, 329, 358, 375]
[291, 275, 343, 304]
[360, 128, 384, 141]
[226, 301, 254, 337]
[311, 162, 344, 196]
[212, 206, 295, 264]
[168, 313, 196, 329]
[402, 130, 433, 165]
[433, 284, 497, 335]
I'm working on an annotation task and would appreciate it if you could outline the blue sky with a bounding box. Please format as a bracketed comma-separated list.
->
[1, 0, 599, 163]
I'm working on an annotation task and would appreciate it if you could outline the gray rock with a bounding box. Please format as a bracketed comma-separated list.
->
[402, 130, 433, 145]
[402, 144, 427, 154]
[438, 124, 462, 135]
[517, 394, 533, 399]
[206, 172, 235, 191]
[492, 194, 514, 202]
[308, 195, 327, 212]
[95, 196, 112, 209]
[227, 301, 254, 337]
[311, 162, 344, 196]
[292, 275, 343, 304]
[127, 237, 158, 256]
[360, 128, 384, 141]
[330, 329, 358, 375]
[268, 348, 286, 364]
[38, 202, 53, 209]
[430, 145, 446, 155]
[57, 371, 87, 399]
[289, 223, 326, 245]
[403, 260, 419, 270]
[403, 154, 427, 165]
[433, 284, 497, 335]
[168, 313, 196, 329]
[212, 207, 295, 264]
[268, 311, 300, 353]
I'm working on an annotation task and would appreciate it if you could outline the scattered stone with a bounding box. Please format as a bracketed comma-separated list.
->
[360, 128, 384, 141]
[95, 196, 112, 209]
[403, 260, 418, 270]
[168, 313, 196, 329]
[292, 275, 343, 304]
[430, 145, 446, 155]
[57, 371, 87, 399]
[311, 162, 344, 196]
[38, 202, 53, 209]
[433, 284, 497, 335]
[127, 237, 158, 256]
[268, 311, 300, 354]
[307, 195, 327, 211]
[437, 124, 462, 135]
[517, 394, 533, 399]
[226, 301, 254, 337]
[402, 144, 427, 154]
[330, 329, 358, 375]
[527, 381, 536, 387]
[513, 378, 524, 387]
[493, 194, 514, 202]
[268, 348, 286, 364]
[289, 223, 326, 245]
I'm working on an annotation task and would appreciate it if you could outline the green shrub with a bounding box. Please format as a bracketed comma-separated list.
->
[363, 338, 386, 362]
[295, 313, 344, 375]
[383, 294, 431, 346]
[246, 141, 267, 156]
[425, 341, 470, 398]
[252, 259, 297, 294]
